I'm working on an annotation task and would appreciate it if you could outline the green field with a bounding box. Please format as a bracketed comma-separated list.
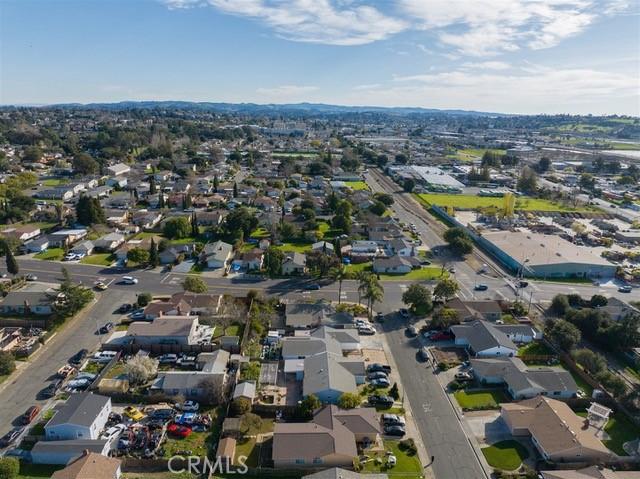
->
[361, 440, 423, 478]
[416, 193, 598, 212]
[606, 142, 640, 150]
[604, 412, 640, 455]
[449, 148, 506, 162]
[274, 242, 312, 253]
[42, 178, 68, 187]
[454, 389, 508, 410]
[249, 227, 271, 239]
[378, 267, 446, 281]
[481, 440, 529, 471]
[344, 181, 369, 191]
[34, 248, 64, 261]
[80, 253, 114, 266]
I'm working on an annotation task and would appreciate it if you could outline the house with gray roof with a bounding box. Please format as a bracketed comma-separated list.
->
[201, 240, 233, 269]
[0, 291, 54, 316]
[311, 326, 361, 353]
[303, 352, 363, 403]
[94, 233, 125, 252]
[31, 439, 111, 465]
[372, 256, 412, 274]
[451, 320, 518, 357]
[285, 302, 332, 329]
[45, 393, 111, 441]
[303, 469, 387, 479]
[471, 357, 578, 399]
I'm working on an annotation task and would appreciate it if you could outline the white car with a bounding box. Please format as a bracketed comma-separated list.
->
[101, 424, 126, 442]
[179, 400, 200, 412]
[121, 276, 138, 285]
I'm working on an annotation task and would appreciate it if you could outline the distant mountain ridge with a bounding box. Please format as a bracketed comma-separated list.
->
[39, 100, 507, 117]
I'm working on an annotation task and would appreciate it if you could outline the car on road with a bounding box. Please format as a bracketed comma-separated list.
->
[70, 349, 89, 366]
[304, 283, 321, 290]
[455, 372, 473, 381]
[94, 281, 108, 290]
[405, 325, 418, 337]
[22, 406, 41, 425]
[370, 378, 390, 388]
[41, 379, 63, 399]
[384, 425, 406, 437]
[431, 331, 454, 341]
[98, 322, 114, 335]
[0, 427, 24, 448]
[124, 406, 145, 421]
[619, 285, 633, 293]
[367, 372, 388, 381]
[399, 308, 410, 319]
[121, 276, 138, 285]
[25, 274, 38, 281]
[418, 346, 430, 362]
[474, 284, 488, 291]
[178, 401, 200, 412]
[367, 363, 391, 374]
[368, 395, 394, 407]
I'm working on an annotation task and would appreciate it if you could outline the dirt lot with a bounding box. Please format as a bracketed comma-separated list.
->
[361, 348, 388, 365]
[432, 346, 467, 366]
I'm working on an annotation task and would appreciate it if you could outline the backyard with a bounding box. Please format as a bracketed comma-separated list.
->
[481, 440, 529, 471]
[603, 412, 640, 456]
[344, 181, 369, 191]
[360, 440, 423, 478]
[454, 389, 509, 410]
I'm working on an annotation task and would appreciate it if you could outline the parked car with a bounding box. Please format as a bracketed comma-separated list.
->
[0, 427, 23, 448]
[358, 326, 376, 336]
[124, 406, 145, 421]
[455, 372, 473, 381]
[25, 274, 38, 281]
[100, 424, 126, 442]
[21, 406, 41, 425]
[384, 425, 406, 437]
[399, 308, 410, 319]
[92, 351, 117, 363]
[382, 414, 405, 426]
[367, 372, 388, 381]
[418, 346, 430, 362]
[474, 284, 488, 291]
[368, 395, 394, 407]
[41, 379, 63, 399]
[70, 349, 89, 366]
[121, 276, 139, 285]
[167, 423, 192, 438]
[99, 322, 114, 335]
[159, 354, 178, 364]
[370, 378, 391, 388]
[129, 310, 146, 320]
[117, 303, 133, 314]
[431, 331, 453, 341]
[151, 408, 176, 420]
[406, 325, 418, 337]
[619, 285, 633, 293]
[304, 283, 321, 290]
[178, 401, 200, 412]
[367, 363, 391, 374]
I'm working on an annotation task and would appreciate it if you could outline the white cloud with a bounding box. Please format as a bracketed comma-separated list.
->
[353, 83, 382, 91]
[256, 84, 319, 100]
[163, 0, 407, 46]
[461, 61, 511, 70]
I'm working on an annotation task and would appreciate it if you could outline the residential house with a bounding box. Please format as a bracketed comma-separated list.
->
[45, 393, 111, 441]
[1, 225, 41, 242]
[272, 405, 380, 468]
[50, 451, 121, 479]
[132, 211, 162, 230]
[201, 240, 233, 269]
[540, 467, 640, 479]
[36, 189, 73, 201]
[451, 321, 518, 357]
[105, 209, 128, 225]
[31, 440, 111, 466]
[386, 238, 416, 257]
[107, 163, 131, 176]
[312, 241, 335, 254]
[106, 177, 127, 188]
[94, 233, 125, 252]
[351, 240, 379, 256]
[372, 256, 412, 274]
[70, 241, 94, 257]
[196, 210, 225, 226]
[25, 236, 50, 253]
[143, 292, 221, 319]
[0, 291, 54, 316]
[446, 298, 503, 322]
[49, 229, 88, 247]
[311, 326, 361, 353]
[151, 349, 229, 400]
[125, 316, 201, 347]
[303, 469, 387, 479]
[501, 397, 615, 463]
[158, 247, 183, 265]
[598, 297, 639, 321]
[285, 302, 332, 329]
[240, 249, 264, 271]
[282, 252, 307, 276]
[471, 357, 578, 399]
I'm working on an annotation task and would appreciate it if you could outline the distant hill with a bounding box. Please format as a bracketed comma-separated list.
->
[46, 100, 507, 117]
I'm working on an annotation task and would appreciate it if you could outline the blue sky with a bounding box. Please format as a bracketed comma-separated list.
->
[1, 0, 638, 115]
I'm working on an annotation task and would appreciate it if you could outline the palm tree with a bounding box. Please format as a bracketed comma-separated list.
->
[329, 265, 348, 304]
[356, 270, 370, 306]
[363, 277, 384, 318]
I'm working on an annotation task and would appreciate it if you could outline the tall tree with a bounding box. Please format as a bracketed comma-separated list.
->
[233, 182, 238, 198]
[329, 265, 348, 304]
[433, 278, 460, 302]
[75, 195, 105, 225]
[149, 238, 159, 267]
[5, 249, 18, 276]
[213, 175, 219, 193]
[191, 212, 199, 237]
[149, 175, 157, 194]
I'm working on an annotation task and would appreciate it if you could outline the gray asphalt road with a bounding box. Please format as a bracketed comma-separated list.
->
[380, 311, 486, 479]
[0, 288, 135, 438]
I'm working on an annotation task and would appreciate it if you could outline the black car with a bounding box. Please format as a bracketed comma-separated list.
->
[518, 281, 529, 288]
[151, 408, 176, 420]
[406, 326, 418, 337]
[474, 284, 488, 291]
[70, 348, 89, 366]
[384, 425, 406, 437]
[42, 379, 63, 399]
[0, 427, 23, 448]
[99, 322, 114, 334]
[305, 283, 321, 290]
[368, 395, 394, 407]
[367, 363, 391, 374]
[117, 303, 133, 314]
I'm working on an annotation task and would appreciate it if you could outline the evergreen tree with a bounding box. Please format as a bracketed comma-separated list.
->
[149, 238, 159, 267]
[5, 249, 18, 276]
[213, 175, 219, 193]
[158, 193, 165, 209]
[75, 195, 105, 225]
[233, 182, 238, 198]
[191, 212, 199, 237]
[149, 176, 156, 194]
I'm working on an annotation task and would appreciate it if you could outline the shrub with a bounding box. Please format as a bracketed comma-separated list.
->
[398, 438, 417, 455]
[137, 292, 152, 307]
[230, 397, 252, 417]
[438, 361, 450, 371]
[0, 351, 15, 376]
[0, 457, 19, 479]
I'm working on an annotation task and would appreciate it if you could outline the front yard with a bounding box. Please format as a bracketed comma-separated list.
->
[481, 440, 529, 471]
[34, 248, 64, 261]
[454, 389, 509, 411]
[80, 253, 115, 266]
[359, 440, 423, 478]
[378, 267, 446, 281]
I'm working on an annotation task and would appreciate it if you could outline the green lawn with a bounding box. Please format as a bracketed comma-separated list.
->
[34, 248, 64, 261]
[604, 412, 640, 455]
[416, 193, 599, 212]
[224, 323, 243, 337]
[454, 389, 508, 410]
[344, 181, 369, 191]
[163, 430, 213, 457]
[360, 440, 422, 478]
[274, 242, 312, 253]
[451, 148, 506, 162]
[80, 253, 115, 266]
[517, 342, 553, 357]
[481, 440, 529, 471]
[606, 142, 640, 150]
[17, 463, 64, 479]
[379, 267, 447, 281]
[346, 262, 372, 276]
[42, 178, 68, 187]
[249, 227, 271, 239]
[235, 437, 260, 467]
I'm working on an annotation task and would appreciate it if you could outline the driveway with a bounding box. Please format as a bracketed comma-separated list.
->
[464, 412, 512, 446]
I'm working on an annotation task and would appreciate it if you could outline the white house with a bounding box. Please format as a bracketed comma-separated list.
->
[201, 240, 233, 269]
[45, 393, 111, 441]
[107, 163, 131, 176]
[94, 233, 125, 252]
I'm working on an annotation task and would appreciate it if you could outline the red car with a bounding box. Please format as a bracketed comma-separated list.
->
[431, 331, 453, 341]
[167, 423, 192, 438]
